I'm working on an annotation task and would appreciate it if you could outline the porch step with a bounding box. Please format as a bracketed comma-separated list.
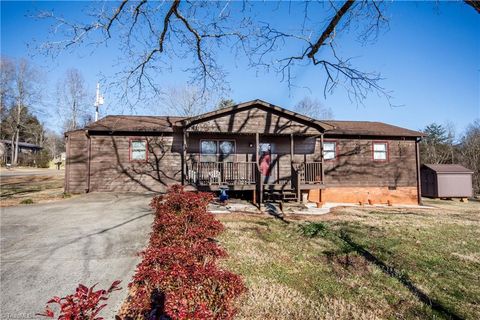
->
[263, 189, 298, 202]
[282, 192, 298, 201]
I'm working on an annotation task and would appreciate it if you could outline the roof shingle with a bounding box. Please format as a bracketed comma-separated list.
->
[422, 164, 473, 174]
[323, 120, 424, 137]
[78, 102, 424, 138]
[86, 115, 186, 132]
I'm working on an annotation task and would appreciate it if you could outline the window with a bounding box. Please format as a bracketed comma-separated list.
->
[219, 141, 235, 156]
[373, 142, 388, 161]
[130, 139, 147, 161]
[201, 140, 217, 162]
[200, 140, 235, 162]
[323, 141, 336, 160]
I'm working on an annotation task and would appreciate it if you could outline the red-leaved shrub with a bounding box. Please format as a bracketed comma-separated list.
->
[37, 281, 121, 319]
[120, 185, 246, 320]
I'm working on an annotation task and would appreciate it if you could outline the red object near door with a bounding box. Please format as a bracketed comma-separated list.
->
[260, 153, 271, 176]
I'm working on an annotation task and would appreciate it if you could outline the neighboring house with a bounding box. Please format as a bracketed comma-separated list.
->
[64, 99, 424, 205]
[0, 140, 43, 165]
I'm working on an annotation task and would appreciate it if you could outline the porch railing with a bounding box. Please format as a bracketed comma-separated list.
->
[187, 161, 257, 186]
[186, 158, 323, 186]
[294, 161, 323, 184]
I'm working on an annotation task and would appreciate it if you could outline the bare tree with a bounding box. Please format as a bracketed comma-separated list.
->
[44, 129, 65, 160]
[459, 120, 480, 194]
[293, 97, 333, 120]
[34, 1, 395, 107]
[0, 57, 15, 113]
[35, 1, 479, 107]
[56, 68, 90, 132]
[162, 85, 212, 117]
[0, 58, 42, 165]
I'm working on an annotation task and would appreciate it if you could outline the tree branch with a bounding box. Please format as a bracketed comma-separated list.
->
[159, 0, 180, 52]
[105, 0, 128, 37]
[465, 0, 480, 13]
[307, 0, 356, 59]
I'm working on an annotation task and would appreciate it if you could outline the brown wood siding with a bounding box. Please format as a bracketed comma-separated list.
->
[65, 132, 417, 193]
[65, 131, 88, 193]
[187, 108, 321, 135]
[88, 134, 183, 192]
[323, 138, 417, 187]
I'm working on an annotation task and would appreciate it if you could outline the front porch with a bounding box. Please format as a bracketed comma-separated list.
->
[182, 132, 326, 203]
[185, 159, 324, 189]
[177, 101, 335, 203]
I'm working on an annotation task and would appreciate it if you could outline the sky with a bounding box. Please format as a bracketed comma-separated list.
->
[1, 1, 479, 136]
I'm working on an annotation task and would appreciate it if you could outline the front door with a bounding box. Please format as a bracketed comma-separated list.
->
[259, 143, 272, 184]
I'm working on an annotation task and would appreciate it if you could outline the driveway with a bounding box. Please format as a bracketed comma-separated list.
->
[0, 193, 154, 319]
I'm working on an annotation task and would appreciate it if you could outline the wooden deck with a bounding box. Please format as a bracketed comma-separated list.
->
[186, 161, 257, 187]
[185, 157, 324, 196]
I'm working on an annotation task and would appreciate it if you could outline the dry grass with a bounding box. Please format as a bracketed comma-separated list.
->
[0, 170, 70, 206]
[235, 277, 381, 320]
[218, 199, 480, 320]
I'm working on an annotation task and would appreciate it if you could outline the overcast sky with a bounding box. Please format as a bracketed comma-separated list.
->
[1, 1, 479, 136]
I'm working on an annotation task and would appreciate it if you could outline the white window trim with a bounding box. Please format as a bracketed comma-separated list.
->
[372, 142, 388, 161]
[130, 139, 148, 162]
[323, 141, 337, 160]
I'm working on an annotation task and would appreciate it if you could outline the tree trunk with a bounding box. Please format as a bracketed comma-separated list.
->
[13, 128, 19, 165]
[10, 133, 15, 165]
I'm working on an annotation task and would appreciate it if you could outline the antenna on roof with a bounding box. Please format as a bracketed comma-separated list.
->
[94, 82, 104, 121]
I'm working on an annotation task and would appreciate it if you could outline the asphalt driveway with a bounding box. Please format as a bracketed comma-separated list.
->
[0, 193, 154, 319]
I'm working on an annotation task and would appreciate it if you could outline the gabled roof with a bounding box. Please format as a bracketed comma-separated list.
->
[74, 99, 423, 138]
[422, 164, 473, 174]
[182, 99, 336, 132]
[86, 115, 186, 132]
[323, 120, 424, 138]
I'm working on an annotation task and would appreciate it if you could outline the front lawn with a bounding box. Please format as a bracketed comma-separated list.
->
[217, 199, 480, 320]
[0, 169, 67, 206]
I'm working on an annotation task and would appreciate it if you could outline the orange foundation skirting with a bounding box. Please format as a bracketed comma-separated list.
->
[308, 187, 418, 205]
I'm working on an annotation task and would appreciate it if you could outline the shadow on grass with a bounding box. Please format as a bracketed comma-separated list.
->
[339, 231, 464, 320]
[264, 202, 290, 224]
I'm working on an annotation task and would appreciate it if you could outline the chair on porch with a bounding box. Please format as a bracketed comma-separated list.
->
[187, 169, 198, 184]
[208, 169, 221, 185]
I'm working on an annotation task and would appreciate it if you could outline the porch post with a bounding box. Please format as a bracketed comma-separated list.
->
[182, 129, 187, 185]
[320, 133, 325, 184]
[290, 134, 294, 161]
[86, 130, 91, 193]
[415, 138, 423, 205]
[256, 132, 262, 205]
[290, 134, 300, 201]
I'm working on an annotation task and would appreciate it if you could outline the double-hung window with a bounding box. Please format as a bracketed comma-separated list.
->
[323, 141, 336, 160]
[130, 139, 147, 161]
[373, 142, 388, 161]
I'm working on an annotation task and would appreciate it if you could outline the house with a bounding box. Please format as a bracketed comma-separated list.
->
[0, 140, 43, 165]
[421, 164, 473, 199]
[64, 99, 424, 205]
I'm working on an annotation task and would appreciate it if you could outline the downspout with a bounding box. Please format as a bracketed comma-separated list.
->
[182, 128, 187, 186]
[415, 137, 422, 205]
[320, 133, 325, 184]
[64, 134, 70, 193]
[86, 130, 91, 193]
